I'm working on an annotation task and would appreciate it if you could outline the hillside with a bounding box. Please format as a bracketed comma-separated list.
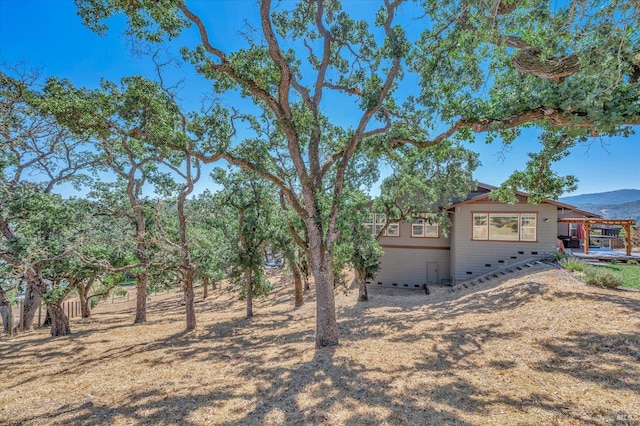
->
[560, 189, 640, 221]
[577, 200, 640, 222]
[2, 266, 639, 425]
[560, 189, 640, 206]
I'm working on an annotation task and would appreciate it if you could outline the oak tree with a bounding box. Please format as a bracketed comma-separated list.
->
[75, 0, 639, 347]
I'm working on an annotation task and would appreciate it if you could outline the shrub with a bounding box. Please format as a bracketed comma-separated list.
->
[627, 259, 638, 266]
[552, 251, 568, 262]
[584, 267, 623, 288]
[560, 257, 586, 272]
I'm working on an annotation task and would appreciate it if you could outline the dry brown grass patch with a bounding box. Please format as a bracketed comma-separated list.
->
[1, 266, 639, 425]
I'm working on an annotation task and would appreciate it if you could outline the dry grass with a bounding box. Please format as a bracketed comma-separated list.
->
[1, 265, 639, 425]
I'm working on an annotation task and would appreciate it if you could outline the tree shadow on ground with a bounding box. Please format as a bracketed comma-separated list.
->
[30, 280, 575, 423]
[4, 270, 639, 425]
[28, 344, 476, 425]
[552, 289, 640, 315]
[533, 330, 639, 391]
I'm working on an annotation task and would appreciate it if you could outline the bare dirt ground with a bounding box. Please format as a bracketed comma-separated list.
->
[1, 265, 639, 426]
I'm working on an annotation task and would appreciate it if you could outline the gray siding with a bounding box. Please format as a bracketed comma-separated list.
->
[450, 201, 558, 283]
[557, 208, 592, 235]
[372, 220, 451, 288]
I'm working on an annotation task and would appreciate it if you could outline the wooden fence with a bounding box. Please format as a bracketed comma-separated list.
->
[2, 290, 130, 337]
[3, 300, 46, 336]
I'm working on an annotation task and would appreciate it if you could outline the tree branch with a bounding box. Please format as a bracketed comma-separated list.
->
[392, 107, 640, 149]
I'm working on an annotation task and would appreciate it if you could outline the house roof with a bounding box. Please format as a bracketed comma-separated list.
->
[551, 200, 602, 218]
[446, 182, 602, 218]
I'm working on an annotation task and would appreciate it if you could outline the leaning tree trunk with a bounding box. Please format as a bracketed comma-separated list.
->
[293, 262, 304, 307]
[21, 287, 40, 331]
[308, 223, 338, 348]
[21, 271, 46, 331]
[245, 266, 253, 319]
[48, 301, 70, 337]
[356, 268, 368, 302]
[184, 269, 196, 331]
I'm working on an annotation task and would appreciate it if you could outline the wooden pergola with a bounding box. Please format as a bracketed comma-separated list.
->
[557, 218, 636, 256]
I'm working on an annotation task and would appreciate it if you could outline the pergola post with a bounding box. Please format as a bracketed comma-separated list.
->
[582, 223, 591, 254]
[623, 224, 632, 256]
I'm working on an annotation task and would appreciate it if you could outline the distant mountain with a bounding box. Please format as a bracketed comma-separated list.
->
[559, 189, 640, 206]
[577, 201, 640, 222]
[559, 190, 640, 222]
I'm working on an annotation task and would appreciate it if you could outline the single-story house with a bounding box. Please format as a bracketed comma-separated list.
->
[369, 183, 601, 288]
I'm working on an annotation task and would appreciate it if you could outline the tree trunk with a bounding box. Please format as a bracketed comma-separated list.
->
[77, 284, 91, 318]
[245, 266, 253, 318]
[0, 302, 8, 334]
[80, 297, 91, 319]
[134, 271, 148, 324]
[312, 262, 338, 348]
[304, 276, 310, 291]
[20, 281, 42, 331]
[184, 270, 196, 331]
[132, 197, 149, 324]
[48, 302, 70, 337]
[0, 286, 9, 333]
[308, 223, 338, 348]
[21, 287, 39, 330]
[293, 262, 304, 307]
[302, 254, 311, 291]
[356, 268, 368, 302]
[202, 276, 209, 300]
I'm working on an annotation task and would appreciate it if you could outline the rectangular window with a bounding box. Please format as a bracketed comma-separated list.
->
[520, 214, 537, 241]
[569, 223, 577, 237]
[364, 213, 374, 236]
[375, 213, 386, 236]
[473, 212, 537, 242]
[489, 213, 519, 241]
[386, 222, 399, 236]
[473, 213, 488, 240]
[364, 212, 399, 237]
[412, 215, 439, 238]
[412, 219, 424, 237]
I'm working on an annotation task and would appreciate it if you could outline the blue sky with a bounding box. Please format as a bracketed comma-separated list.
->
[1, 0, 638, 197]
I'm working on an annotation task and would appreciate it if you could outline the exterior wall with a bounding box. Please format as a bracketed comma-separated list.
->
[450, 201, 558, 283]
[371, 220, 451, 288]
[556, 208, 592, 236]
[450, 211, 458, 284]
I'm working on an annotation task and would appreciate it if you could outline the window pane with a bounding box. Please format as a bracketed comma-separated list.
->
[521, 228, 535, 241]
[386, 223, 399, 236]
[412, 218, 424, 237]
[473, 213, 488, 240]
[521, 214, 536, 241]
[424, 224, 438, 237]
[363, 213, 374, 235]
[489, 214, 519, 241]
